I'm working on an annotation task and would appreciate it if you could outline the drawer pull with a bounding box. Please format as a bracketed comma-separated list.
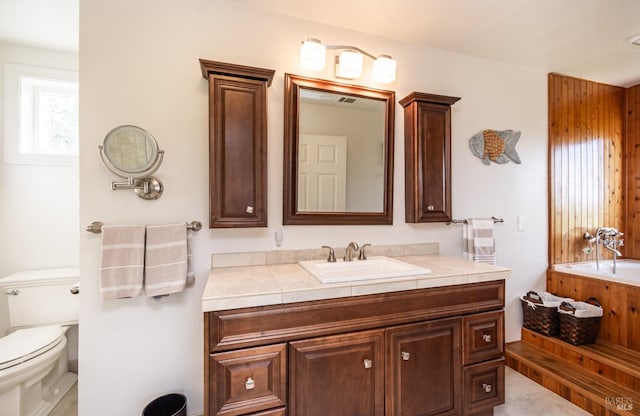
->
[482, 383, 492, 393]
[245, 377, 255, 390]
[482, 334, 492, 343]
[363, 359, 373, 369]
[401, 351, 411, 361]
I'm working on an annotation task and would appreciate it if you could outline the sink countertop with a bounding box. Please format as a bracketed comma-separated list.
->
[202, 244, 511, 312]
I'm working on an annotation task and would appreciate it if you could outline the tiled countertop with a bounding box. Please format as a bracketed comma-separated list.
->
[202, 244, 511, 312]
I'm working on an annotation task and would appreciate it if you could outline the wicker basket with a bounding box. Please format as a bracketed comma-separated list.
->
[520, 291, 571, 336]
[558, 297, 603, 345]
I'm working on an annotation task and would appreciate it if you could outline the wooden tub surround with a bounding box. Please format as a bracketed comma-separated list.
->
[506, 269, 640, 414]
[513, 73, 640, 415]
[201, 245, 510, 416]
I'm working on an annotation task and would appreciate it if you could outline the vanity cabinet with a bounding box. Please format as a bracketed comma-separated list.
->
[386, 318, 462, 415]
[204, 280, 505, 416]
[400, 92, 461, 223]
[290, 330, 385, 416]
[200, 60, 275, 228]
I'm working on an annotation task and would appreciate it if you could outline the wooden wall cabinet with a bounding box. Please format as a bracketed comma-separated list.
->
[200, 60, 275, 228]
[400, 92, 460, 223]
[204, 280, 505, 416]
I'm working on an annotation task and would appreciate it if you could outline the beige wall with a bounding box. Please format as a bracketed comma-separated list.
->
[0, 41, 78, 336]
[80, 1, 548, 414]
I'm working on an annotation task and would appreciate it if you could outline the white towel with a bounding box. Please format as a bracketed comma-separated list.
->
[463, 218, 496, 265]
[99, 225, 146, 299]
[144, 224, 191, 297]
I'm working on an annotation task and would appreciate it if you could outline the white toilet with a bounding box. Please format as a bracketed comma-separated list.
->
[0, 268, 79, 416]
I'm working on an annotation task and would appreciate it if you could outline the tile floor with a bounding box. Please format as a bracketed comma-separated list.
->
[495, 367, 590, 416]
[48, 367, 589, 416]
[49, 381, 77, 416]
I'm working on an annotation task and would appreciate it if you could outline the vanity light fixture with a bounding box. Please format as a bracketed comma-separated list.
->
[336, 50, 364, 79]
[631, 33, 640, 46]
[300, 38, 326, 70]
[300, 38, 397, 83]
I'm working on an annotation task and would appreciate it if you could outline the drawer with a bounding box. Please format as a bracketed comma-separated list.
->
[463, 358, 505, 415]
[209, 344, 286, 416]
[462, 310, 504, 365]
[249, 408, 286, 416]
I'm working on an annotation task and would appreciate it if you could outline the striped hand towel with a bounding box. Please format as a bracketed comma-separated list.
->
[99, 225, 146, 299]
[462, 218, 496, 265]
[144, 224, 190, 297]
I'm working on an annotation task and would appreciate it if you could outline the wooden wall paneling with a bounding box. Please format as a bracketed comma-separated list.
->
[548, 74, 626, 265]
[626, 85, 640, 258]
[626, 86, 634, 257]
[548, 74, 559, 265]
[627, 286, 640, 351]
[548, 271, 640, 352]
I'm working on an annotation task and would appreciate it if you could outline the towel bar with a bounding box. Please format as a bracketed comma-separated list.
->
[86, 220, 202, 233]
[446, 216, 504, 225]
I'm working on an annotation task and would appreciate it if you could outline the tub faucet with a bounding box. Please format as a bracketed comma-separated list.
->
[585, 227, 624, 273]
[344, 242, 360, 262]
[603, 231, 624, 274]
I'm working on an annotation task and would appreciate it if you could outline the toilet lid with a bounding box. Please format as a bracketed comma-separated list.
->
[0, 325, 64, 371]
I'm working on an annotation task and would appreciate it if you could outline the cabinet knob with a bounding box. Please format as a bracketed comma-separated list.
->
[401, 351, 411, 361]
[70, 285, 80, 295]
[363, 359, 373, 369]
[245, 377, 255, 390]
[482, 334, 492, 343]
[246, 205, 254, 214]
[482, 383, 492, 393]
[427, 205, 434, 211]
[6, 289, 19, 296]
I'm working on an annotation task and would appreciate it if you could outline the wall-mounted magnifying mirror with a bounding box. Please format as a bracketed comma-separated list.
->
[98, 125, 164, 200]
[283, 74, 395, 225]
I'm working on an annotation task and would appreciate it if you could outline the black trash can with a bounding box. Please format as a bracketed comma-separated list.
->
[142, 393, 187, 416]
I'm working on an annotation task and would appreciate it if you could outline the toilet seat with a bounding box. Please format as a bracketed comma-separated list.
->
[0, 325, 65, 371]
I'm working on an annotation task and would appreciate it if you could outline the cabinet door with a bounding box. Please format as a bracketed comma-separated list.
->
[400, 92, 460, 223]
[289, 329, 385, 416]
[463, 358, 505, 414]
[200, 60, 275, 228]
[386, 317, 462, 416]
[209, 344, 286, 416]
[462, 310, 504, 365]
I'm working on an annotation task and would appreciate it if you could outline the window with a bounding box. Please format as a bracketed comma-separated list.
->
[4, 63, 79, 165]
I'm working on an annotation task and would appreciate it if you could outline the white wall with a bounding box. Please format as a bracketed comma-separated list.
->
[79, 1, 548, 414]
[0, 42, 79, 336]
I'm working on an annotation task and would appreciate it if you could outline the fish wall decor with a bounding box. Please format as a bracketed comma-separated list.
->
[469, 129, 521, 165]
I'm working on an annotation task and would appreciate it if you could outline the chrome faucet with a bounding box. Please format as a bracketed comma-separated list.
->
[358, 243, 371, 260]
[584, 227, 624, 273]
[344, 242, 360, 262]
[321, 245, 336, 263]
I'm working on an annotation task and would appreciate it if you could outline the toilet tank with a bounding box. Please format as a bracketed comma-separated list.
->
[0, 268, 79, 328]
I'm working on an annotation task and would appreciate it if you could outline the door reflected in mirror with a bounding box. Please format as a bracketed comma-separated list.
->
[284, 74, 395, 225]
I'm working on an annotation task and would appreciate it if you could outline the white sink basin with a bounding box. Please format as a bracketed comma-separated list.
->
[298, 256, 432, 284]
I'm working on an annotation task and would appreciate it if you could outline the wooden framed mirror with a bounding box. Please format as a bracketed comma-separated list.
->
[283, 74, 395, 225]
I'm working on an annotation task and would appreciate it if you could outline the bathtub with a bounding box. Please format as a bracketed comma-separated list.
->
[553, 259, 640, 288]
[550, 259, 640, 351]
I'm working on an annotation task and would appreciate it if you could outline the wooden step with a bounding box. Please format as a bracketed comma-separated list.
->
[506, 341, 640, 416]
[521, 328, 640, 391]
